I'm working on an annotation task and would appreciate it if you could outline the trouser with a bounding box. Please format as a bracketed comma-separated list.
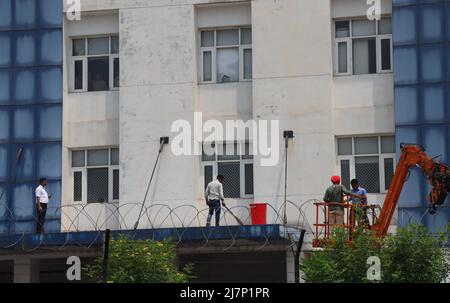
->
[329, 208, 344, 235]
[207, 199, 221, 226]
[36, 203, 47, 234]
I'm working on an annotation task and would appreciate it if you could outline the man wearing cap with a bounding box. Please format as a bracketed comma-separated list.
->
[323, 176, 362, 228]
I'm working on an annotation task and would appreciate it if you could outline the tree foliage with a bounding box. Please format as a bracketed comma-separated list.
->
[84, 235, 193, 283]
[301, 224, 449, 283]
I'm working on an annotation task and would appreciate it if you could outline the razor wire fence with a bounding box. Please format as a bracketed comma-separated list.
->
[0, 198, 448, 252]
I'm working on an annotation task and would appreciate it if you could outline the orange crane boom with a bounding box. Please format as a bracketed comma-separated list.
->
[372, 143, 450, 237]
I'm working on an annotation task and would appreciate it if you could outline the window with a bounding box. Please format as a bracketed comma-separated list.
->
[337, 136, 395, 194]
[71, 148, 119, 203]
[334, 18, 392, 75]
[200, 28, 252, 83]
[70, 36, 119, 92]
[201, 142, 253, 198]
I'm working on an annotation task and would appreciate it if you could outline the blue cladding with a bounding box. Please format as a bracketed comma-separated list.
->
[393, 7, 417, 44]
[39, 67, 62, 102]
[0, 0, 62, 234]
[0, 33, 11, 67]
[419, 4, 444, 42]
[14, 70, 36, 103]
[395, 86, 418, 124]
[394, 0, 450, 230]
[422, 85, 445, 123]
[420, 44, 444, 82]
[15, 32, 36, 66]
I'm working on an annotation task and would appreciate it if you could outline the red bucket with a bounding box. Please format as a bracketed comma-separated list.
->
[250, 203, 267, 225]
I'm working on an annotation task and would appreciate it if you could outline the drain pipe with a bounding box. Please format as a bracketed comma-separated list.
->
[294, 229, 306, 283]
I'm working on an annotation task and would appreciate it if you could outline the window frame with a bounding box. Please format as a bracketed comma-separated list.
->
[199, 27, 252, 84]
[69, 35, 119, 93]
[333, 18, 393, 76]
[201, 142, 254, 198]
[336, 136, 395, 194]
[70, 147, 119, 203]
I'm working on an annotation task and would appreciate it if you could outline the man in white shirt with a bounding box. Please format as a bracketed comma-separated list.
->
[35, 178, 51, 234]
[204, 175, 225, 227]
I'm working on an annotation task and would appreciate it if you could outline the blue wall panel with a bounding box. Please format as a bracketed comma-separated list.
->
[0, 0, 62, 234]
[394, 0, 450, 230]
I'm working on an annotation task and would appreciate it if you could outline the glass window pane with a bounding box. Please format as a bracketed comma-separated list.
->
[87, 168, 109, 203]
[355, 156, 380, 193]
[337, 138, 352, 155]
[73, 171, 82, 201]
[423, 85, 445, 123]
[40, 0, 62, 27]
[113, 169, 119, 200]
[39, 30, 62, 65]
[111, 36, 119, 54]
[74, 60, 83, 90]
[420, 4, 443, 42]
[73, 39, 85, 56]
[355, 137, 378, 154]
[217, 29, 239, 46]
[72, 150, 85, 167]
[335, 21, 350, 38]
[203, 51, 212, 81]
[245, 163, 253, 195]
[381, 136, 395, 153]
[353, 38, 376, 75]
[36, 143, 62, 179]
[110, 148, 119, 165]
[217, 48, 239, 83]
[243, 48, 252, 79]
[241, 28, 252, 44]
[202, 142, 216, 161]
[0, 0, 12, 30]
[0, 109, 10, 141]
[204, 165, 213, 190]
[352, 20, 376, 36]
[40, 67, 62, 102]
[0, 33, 11, 67]
[218, 162, 240, 198]
[381, 39, 391, 70]
[338, 42, 348, 73]
[13, 108, 33, 140]
[15, 70, 35, 103]
[340, 159, 350, 190]
[15, 33, 36, 66]
[88, 57, 109, 91]
[378, 18, 392, 34]
[420, 44, 444, 82]
[0, 146, 8, 181]
[384, 158, 394, 191]
[87, 149, 108, 166]
[15, 0, 36, 27]
[394, 47, 417, 85]
[113, 58, 119, 87]
[0, 71, 10, 104]
[88, 37, 109, 55]
[38, 105, 62, 141]
[395, 86, 418, 124]
[201, 31, 214, 47]
[218, 143, 240, 161]
[393, 7, 417, 44]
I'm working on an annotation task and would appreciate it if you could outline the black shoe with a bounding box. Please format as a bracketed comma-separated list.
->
[206, 222, 210, 227]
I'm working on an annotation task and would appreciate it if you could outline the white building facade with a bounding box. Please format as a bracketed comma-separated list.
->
[61, 0, 396, 243]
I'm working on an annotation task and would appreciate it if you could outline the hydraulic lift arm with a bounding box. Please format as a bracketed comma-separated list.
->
[373, 144, 450, 238]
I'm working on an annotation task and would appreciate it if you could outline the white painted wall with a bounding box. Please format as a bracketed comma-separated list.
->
[60, 0, 396, 241]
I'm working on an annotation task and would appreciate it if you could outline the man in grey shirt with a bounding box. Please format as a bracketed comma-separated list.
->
[205, 175, 225, 227]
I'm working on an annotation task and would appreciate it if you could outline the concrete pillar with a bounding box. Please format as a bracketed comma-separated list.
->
[13, 257, 39, 283]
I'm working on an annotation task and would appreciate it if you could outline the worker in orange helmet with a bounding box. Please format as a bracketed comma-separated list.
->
[323, 176, 363, 230]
